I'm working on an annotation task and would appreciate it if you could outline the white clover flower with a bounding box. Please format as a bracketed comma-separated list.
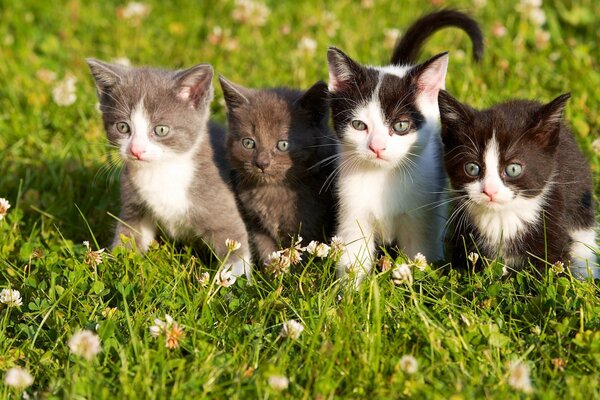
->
[467, 252, 479, 266]
[297, 37, 317, 56]
[198, 272, 210, 287]
[399, 355, 418, 374]
[305, 241, 330, 258]
[329, 236, 345, 259]
[0, 289, 22, 307]
[83, 241, 105, 268]
[4, 367, 33, 389]
[52, 75, 77, 106]
[231, 0, 270, 27]
[508, 360, 533, 393]
[216, 267, 236, 287]
[0, 198, 11, 220]
[552, 261, 565, 274]
[268, 374, 289, 391]
[265, 251, 291, 277]
[225, 238, 242, 252]
[280, 319, 304, 340]
[119, 2, 150, 19]
[412, 253, 427, 271]
[68, 330, 102, 361]
[391, 263, 413, 286]
[149, 314, 184, 349]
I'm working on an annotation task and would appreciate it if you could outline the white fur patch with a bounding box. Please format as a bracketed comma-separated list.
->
[569, 228, 599, 279]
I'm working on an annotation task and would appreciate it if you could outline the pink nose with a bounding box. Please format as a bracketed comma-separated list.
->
[130, 146, 144, 159]
[369, 144, 386, 157]
[483, 183, 499, 201]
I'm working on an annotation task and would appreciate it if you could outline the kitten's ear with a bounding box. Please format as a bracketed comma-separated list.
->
[412, 52, 449, 104]
[438, 90, 473, 143]
[218, 76, 250, 109]
[327, 47, 364, 92]
[86, 58, 127, 95]
[175, 64, 214, 109]
[532, 93, 570, 147]
[296, 81, 330, 125]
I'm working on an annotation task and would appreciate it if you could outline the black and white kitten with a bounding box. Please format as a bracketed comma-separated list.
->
[439, 90, 598, 278]
[218, 77, 336, 266]
[327, 10, 484, 285]
[87, 59, 252, 280]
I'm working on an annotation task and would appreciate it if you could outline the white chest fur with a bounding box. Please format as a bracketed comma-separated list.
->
[130, 156, 196, 237]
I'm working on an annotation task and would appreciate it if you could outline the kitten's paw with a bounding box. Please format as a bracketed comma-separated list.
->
[229, 260, 253, 284]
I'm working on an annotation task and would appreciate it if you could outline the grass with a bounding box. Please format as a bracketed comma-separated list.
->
[0, 0, 599, 398]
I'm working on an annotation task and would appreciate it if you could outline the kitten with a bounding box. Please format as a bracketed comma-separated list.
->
[439, 90, 599, 278]
[327, 10, 484, 285]
[218, 77, 336, 266]
[87, 59, 252, 280]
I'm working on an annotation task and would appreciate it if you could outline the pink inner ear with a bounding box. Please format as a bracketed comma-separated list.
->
[178, 87, 191, 102]
[419, 56, 449, 103]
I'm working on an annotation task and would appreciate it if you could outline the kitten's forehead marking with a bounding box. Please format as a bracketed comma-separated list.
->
[131, 100, 151, 141]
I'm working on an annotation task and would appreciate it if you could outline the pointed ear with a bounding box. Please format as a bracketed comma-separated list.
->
[86, 58, 128, 95]
[412, 52, 449, 104]
[175, 64, 214, 108]
[295, 80, 330, 126]
[218, 75, 250, 110]
[438, 90, 474, 144]
[532, 93, 570, 147]
[327, 47, 364, 92]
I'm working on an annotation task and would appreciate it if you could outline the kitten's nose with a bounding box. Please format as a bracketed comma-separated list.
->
[482, 183, 499, 201]
[255, 154, 270, 171]
[369, 144, 386, 157]
[130, 147, 143, 160]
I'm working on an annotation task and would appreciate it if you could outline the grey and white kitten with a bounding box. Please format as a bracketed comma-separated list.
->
[218, 77, 337, 266]
[87, 59, 252, 280]
[327, 10, 484, 285]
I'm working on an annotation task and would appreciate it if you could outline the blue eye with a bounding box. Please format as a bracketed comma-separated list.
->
[505, 163, 523, 178]
[242, 138, 255, 149]
[351, 120, 367, 131]
[154, 125, 170, 137]
[464, 162, 480, 177]
[392, 120, 410, 134]
[276, 140, 289, 151]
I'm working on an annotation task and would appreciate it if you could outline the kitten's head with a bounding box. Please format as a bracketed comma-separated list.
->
[219, 77, 330, 184]
[87, 59, 214, 163]
[439, 91, 570, 209]
[326, 47, 448, 170]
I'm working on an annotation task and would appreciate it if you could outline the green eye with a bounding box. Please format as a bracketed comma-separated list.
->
[464, 162, 480, 177]
[154, 125, 170, 137]
[116, 122, 130, 134]
[392, 120, 410, 134]
[276, 140, 289, 151]
[505, 163, 523, 178]
[242, 138, 255, 149]
[351, 120, 367, 131]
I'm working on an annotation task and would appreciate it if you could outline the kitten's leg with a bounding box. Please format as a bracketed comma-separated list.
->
[251, 230, 279, 267]
[569, 228, 599, 279]
[112, 213, 156, 252]
[396, 211, 445, 262]
[336, 216, 375, 287]
[207, 223, 253, 282]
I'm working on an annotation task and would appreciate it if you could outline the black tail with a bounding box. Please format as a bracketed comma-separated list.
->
[390, 9, 484, 65]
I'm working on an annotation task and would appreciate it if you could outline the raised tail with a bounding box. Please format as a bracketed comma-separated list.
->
[390, 9, 484, 65]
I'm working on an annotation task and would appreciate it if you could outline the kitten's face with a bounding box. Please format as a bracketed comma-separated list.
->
[87, 59, 214, 163]
[220, 78, 329, 184]
[327, 48, 448, 170]
[439, 92, 569, 210]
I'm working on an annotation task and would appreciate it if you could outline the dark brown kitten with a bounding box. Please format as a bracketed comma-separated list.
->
[439, 90, 598, 278]
[219, 77, 337, 266]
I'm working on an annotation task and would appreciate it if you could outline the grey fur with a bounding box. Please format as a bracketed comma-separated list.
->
[87, 59, 251, 277]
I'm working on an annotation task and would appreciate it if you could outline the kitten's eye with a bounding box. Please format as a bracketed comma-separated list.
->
[242, 138, 256, 149]
[392, 120, 410, 134]
[276, 140, 289, 151]
[153, 125, 170, 137]
[351, 120, 367, 131]
[505, 163, 523, 178]
[464, 162, 481, 177]
[116, 122, 130, 134]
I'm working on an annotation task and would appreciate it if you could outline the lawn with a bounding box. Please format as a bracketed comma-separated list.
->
[1, 0, 599, 398]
